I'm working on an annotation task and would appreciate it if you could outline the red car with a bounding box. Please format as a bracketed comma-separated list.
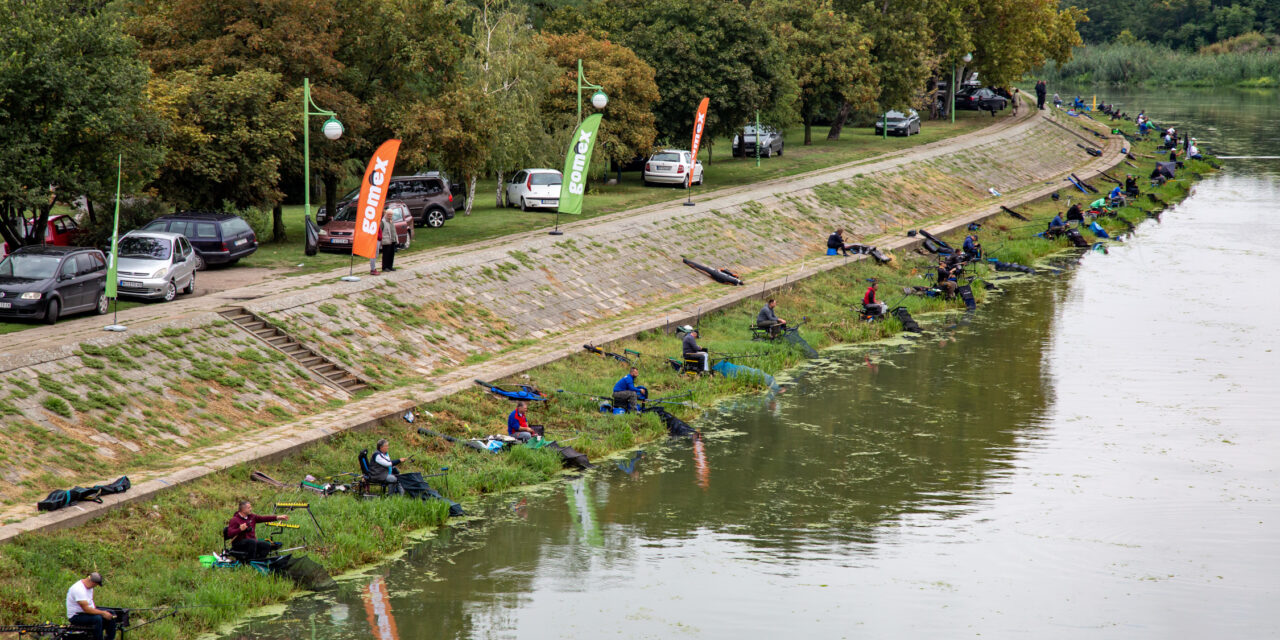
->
[2, 215, 85, 258]
[316, 201, 414, 253]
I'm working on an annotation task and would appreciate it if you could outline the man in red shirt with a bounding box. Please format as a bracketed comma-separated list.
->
[225, 500, 288, 559]
[863, 282, 888, 317]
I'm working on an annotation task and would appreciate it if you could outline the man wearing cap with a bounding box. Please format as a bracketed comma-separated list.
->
[67, 572, 115, 640]
[681, 327, 709, 372]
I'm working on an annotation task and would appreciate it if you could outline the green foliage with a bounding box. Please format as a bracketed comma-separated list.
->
[754, 0, 878, 144]
[147, 68, 296, 211]
[571, 0, 798, 143]
[0, 0, 163, 248]
[1040, 41, 1280, 86]
[41, 397, 72, 418]
[1069, 0, 1280, 50]
[543, 31, 661, 169]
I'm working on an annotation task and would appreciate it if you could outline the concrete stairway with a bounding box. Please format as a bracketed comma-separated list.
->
[218, 307, 369, 394]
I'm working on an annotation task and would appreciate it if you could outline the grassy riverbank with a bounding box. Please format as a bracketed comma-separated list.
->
[1040, 41, 1280, 87]
[0, 115, 1215, 638]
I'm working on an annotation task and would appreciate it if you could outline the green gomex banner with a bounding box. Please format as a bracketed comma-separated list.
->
[557, 113, 603, 215]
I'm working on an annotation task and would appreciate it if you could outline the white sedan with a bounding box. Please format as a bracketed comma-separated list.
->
[505, 169, 562, 211]
[642, 150, 704, 187]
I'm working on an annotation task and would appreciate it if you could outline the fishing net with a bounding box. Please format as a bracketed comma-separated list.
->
[712, 360, 778, 390]
[783, 329, 819, 358]
[276, 555, 336, 591]
[893, 307, 922, 333]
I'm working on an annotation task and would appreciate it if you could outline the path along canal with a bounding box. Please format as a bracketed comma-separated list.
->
[226, 88, 1279, 639]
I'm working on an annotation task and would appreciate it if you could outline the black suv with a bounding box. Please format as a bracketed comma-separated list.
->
[320, 173, 458, 228]
[0, 246, 108, 324]
[141, 211, 258, 267]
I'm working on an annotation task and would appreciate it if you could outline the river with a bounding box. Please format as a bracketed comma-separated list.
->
[226, 87, 1279, 639]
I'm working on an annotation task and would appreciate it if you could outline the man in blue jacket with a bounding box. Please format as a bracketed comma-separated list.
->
[612, 367, 648, 412]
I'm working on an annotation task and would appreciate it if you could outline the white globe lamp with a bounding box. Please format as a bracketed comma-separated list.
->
[591, 91, 608, 110]
[322, 117, 344, 141]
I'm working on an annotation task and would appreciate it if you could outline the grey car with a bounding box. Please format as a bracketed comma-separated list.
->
[874, 109, 921, 136]
[113, 231, 198, 302]
[732, 126, 784, 158]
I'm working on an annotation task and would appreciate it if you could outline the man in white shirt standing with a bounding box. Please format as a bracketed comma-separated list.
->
[66, 572, 116, 640]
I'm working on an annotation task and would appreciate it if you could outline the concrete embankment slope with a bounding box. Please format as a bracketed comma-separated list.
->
[0, 107, 1123, 538]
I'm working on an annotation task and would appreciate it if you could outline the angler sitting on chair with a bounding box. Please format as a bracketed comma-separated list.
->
[862, 281, 888, 317]
[507, 401, 542, 442]
[962, 235, 982, 260]
[66, 572, 116, 640]
[827, 228, 852, 256]
[756, 299, 787, 337]
[226, 500, 288, 560]
[1107, 185, 1125, 208]
[1046, 213, 1066, 238]
[372, 439, 411, 485]
[681, 327, 710, 372]
[936, 260, 958, 298]
[1065, 203, 1084, 223]
[1124, 174, 1139, 197]
[611, 367, 648, 413]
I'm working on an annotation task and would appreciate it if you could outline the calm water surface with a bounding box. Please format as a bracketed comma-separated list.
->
[229, 88, 1279, 639]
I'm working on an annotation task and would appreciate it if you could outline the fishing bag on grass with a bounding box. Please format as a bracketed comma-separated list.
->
[957, 285, 977, 311]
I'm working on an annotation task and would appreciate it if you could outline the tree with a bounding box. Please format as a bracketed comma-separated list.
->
[458, 1, 559, 211]
[754, 0, 878, 145]
[125, 0, 467, 239]
[963, 0, 1085, 86]
[0, 0, 162, 249]
[825, 0, 935, 140]
[572, 0, 797, 149]
[543, 32, 660, 175]
[147, 68, 296, 211]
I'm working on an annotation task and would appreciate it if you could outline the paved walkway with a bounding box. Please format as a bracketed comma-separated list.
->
[0, 106, 1126, 541]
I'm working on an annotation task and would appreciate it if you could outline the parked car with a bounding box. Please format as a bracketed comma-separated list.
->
[0, 245, 108, 324]
[141, 211, 257, 267]
[642, 150, 704, 187]
[504, 169, 562, 211]
[955, 87, 1007, 114]
[732, 126, 784, 158]
[320, 173, 456, 228]
[318, 201, 414, 253]
[874, 109, 921, 136]
[2, 214, 86, 257]
[112, 231, 197, 302]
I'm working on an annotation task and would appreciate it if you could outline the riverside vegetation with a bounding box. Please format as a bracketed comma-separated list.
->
[1039, 40, 1280, 87]
[0, 114, 1217, 637]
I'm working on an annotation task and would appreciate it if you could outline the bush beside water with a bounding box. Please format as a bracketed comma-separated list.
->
[1040, 41, 1280, 87]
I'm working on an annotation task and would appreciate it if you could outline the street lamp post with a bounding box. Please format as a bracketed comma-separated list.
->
[551, 60, 607, 236]
[302, 78, 342, 233]
[951, 53, 973, 124]
[576, 59, 608, 127]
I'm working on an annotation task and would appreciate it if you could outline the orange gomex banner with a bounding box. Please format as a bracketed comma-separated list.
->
[688, 97, 709, 187]
[352, 139, 402, 259]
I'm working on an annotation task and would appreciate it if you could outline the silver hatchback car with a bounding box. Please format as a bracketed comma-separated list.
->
[113, 231, 198, 302]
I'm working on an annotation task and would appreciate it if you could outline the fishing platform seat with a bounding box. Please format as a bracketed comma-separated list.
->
[669, 355, 711, 376]
[357, 448, 395, 496]
[750, 323, 786, 341]
[859, 304, 886, 321]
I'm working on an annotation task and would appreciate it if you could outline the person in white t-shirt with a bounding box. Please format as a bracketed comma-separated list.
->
[66, 572, 116, 640]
